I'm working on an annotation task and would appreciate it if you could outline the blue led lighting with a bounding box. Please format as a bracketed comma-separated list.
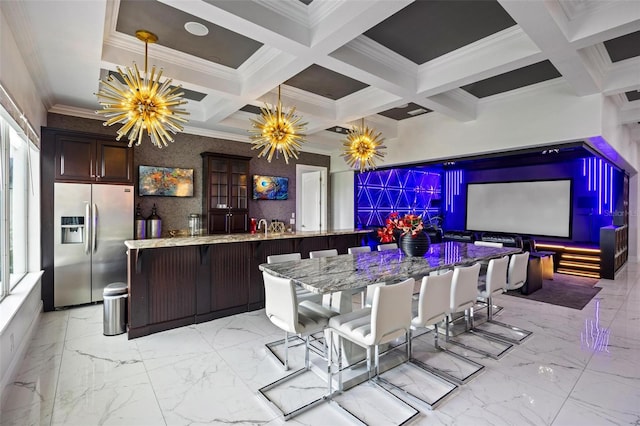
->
[356, 168, 442, 227]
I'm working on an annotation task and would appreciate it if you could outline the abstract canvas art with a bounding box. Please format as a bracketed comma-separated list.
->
[139, 166, 194, 197]
[252, 175, 288, 200]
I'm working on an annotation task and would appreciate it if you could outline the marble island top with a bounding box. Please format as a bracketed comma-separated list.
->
[259, 242, 521, 294]
[124, 228, 371, 250]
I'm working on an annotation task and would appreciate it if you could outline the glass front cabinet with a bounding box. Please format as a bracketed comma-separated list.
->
[201, 152, 250, 234]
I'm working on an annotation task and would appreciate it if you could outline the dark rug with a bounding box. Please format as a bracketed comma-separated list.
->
[506, 273, 601, 310]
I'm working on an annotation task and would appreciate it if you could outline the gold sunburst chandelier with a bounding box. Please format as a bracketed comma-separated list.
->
[249, 85, 307, 164]
[95, 30, 189, 148]
[342, 118, 386, 172]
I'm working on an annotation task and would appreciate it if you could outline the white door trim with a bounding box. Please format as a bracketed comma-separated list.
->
[296, 164, 328, 232]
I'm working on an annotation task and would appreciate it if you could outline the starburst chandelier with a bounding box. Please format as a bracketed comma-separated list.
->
[342, 118, 386, 172]
[95, 30, 189, 148]
[249, 85, 307, 164]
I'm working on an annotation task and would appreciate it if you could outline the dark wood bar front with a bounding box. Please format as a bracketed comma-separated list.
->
[125, 231, 366, 339]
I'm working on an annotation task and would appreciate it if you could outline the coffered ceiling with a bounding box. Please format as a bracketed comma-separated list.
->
[2, 0, 639, 154]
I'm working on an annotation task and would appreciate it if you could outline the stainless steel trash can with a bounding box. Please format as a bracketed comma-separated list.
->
[103, 282, 128, 336]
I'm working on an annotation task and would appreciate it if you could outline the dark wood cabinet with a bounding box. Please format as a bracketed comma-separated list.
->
[600, 225, 628, 279]
[54, 131, 133, 183]
[201, 152, 250, 234]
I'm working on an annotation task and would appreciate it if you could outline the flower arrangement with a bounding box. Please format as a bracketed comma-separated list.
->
[377, 212, 424, 243]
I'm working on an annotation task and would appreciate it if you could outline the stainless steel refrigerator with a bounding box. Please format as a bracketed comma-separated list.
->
[54, 183, 134, 307]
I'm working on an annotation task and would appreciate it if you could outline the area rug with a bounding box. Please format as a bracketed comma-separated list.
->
[506, 273, 601, 310]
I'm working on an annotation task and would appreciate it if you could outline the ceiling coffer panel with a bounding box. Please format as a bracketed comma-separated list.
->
[284, 64, 368, 100]
[461, 60, 562, 98]
[364, 0, 516, 65]
[116, 0, 263, 69]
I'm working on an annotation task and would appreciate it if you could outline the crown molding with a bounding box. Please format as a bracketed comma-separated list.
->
[346, 36, 417, 79]
[49, 104, 103, 121]
[254, 0, 309, 28]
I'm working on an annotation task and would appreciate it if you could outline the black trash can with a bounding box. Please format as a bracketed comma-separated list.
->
[103, 282, 128, 336]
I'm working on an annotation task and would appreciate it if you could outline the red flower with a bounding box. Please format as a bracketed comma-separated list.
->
[377, 212, 424, 242]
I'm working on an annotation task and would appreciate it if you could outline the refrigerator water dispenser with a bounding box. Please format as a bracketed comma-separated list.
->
[61, 216, 85, 244]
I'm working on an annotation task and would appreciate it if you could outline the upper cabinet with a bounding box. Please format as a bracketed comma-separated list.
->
[52, 130, 134, 184]
[201, 152, 250, 234]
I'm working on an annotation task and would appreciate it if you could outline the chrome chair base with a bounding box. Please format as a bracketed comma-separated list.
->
[473, 319, 533, 345]
[258, 367, 327, 420]
[410, 326, 485, 385]
[445, 310, 514, 360]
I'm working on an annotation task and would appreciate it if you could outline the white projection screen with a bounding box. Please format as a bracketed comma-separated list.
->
[466, 180, 572, 237]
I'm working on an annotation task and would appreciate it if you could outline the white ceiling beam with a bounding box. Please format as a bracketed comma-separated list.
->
[498, 0, 601, 96]
[620, 103, 640, 125]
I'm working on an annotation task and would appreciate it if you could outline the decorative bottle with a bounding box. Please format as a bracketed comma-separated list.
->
[147, 204, 162, 239]
[134, 203, 146, 239]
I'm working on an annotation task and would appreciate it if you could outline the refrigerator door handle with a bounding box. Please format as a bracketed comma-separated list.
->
[92, 203, 98, 253]
[84, 202, 91, 255]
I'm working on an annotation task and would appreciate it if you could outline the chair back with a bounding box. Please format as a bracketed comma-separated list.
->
[348, 246, 371, 254]
[450, 263, 481, 314]
[267, 253, 302, 264]
[485, 256, 509, 295]
[370, 278, 414, 345]
[474, 241, 503, 248]
[507, 252, 530, 290]
[309, 249, 338, 259]
[377, 243, 398, 251]
[414, 270, 453, 328]
[262, 271, 299, 334]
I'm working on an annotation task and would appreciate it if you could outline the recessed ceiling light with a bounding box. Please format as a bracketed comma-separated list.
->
[397, 104, 409, 109]
[407, 108, 427, 116]
[184, 22, 209, 36]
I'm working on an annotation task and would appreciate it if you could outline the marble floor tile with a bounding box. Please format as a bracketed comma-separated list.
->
[552, 369, 640, 425]
[4, 263, 640, 425]
[147, 351, 274, 425]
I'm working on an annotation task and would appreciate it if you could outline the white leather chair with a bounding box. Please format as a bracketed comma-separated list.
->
[505, 252, 530, 291]
[447, 263, 512, 359]
[309, 249, 355, 313]
[377, 243, 398, 251]
[410, 271, 484, 385]
[477, 256, 509, 320]
[267, 253, 322, 305]
[258, 271, 336, 420]
[309, 249, 338, 258]
[476, 255, 532, 344]
[327, 278, 419, 424]
[347, 246, 371, 254]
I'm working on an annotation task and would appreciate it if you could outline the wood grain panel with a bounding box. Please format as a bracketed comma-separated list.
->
[147, 247, 198, 323]
[211, 242, 251, 311]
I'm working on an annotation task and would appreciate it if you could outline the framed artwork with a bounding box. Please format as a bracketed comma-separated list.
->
[252, 175, 288, 200]
[138, 165, 194, 197]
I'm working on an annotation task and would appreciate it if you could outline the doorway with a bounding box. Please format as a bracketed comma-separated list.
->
[296, 165, 327, 232]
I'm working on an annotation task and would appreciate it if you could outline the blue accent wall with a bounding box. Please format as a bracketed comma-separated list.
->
[355, 155, 622, 245]
[444, 157, 622, 244]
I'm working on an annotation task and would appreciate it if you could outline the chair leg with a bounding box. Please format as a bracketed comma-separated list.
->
[474, 295, 533, 345]
[447, 308, 513, 360]
[284, 331, 289, 370]
[410, 322, 485, 385]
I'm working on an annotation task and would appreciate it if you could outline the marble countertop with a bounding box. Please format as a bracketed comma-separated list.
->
[124, 228, 372, 250]
[259, 242, 521, 294]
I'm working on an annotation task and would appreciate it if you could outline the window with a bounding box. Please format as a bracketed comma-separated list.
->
[0, 110, 37, 301]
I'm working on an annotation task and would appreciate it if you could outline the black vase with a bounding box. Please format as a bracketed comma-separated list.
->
[400, 231, 430, 257]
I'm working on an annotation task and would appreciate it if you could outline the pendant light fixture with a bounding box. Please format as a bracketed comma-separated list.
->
[95, 30, 189, 148]
[249, 85, 307, 164]
[342, 118, 386, 172]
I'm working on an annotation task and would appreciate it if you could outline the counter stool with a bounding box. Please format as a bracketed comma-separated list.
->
[446, 263, 512, 360]
[377, 243, 398, 251]
[259, 272, 337, 420]
[327, 278, 419, 424]
[410, 271, 484, 385]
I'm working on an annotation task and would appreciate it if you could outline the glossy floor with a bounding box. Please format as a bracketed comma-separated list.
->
[2, 263, 640, 425]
